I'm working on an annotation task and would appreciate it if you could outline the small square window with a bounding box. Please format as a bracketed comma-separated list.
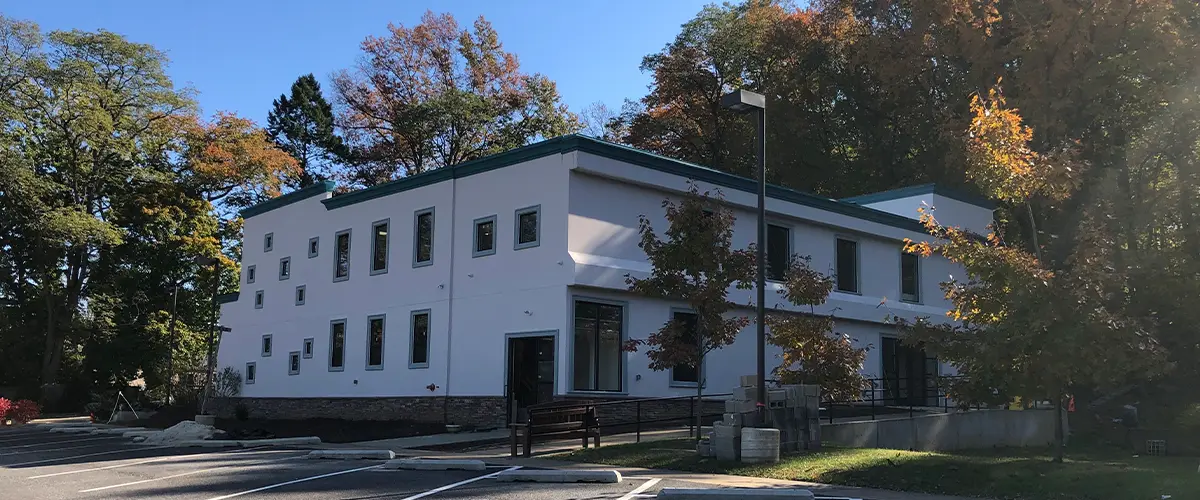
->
[246, 265, 256, 284]
[473, 216, 496, 257]
[413, 208, 434, 267]
[303, 337, 314, 359]
[264, 233, 274, 252]
[261, 334, 273, 357]
[288, 351, 300, 376]
[254, 290, 264, 309]
[371, 219, 390, 275]
[295, 285, 306, 306]
[245, 362, 256, 384]
[279, 257, 291, 280]
[514, 205, 540, 250]
[329, 320, 346, 371]
[309, 237, 319, 258]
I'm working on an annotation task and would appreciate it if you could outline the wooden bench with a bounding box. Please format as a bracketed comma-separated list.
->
[510, 402, 600, 457]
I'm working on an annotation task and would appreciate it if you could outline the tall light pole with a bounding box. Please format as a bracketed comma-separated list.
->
[721, 89, 768, 426]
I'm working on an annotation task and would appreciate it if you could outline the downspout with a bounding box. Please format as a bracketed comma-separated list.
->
[441, 175, 459, 425]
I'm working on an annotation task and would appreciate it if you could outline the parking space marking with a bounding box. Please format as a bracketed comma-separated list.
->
[618, 478, 662, 500]
[77, 454, 308, 493]
[26, 447, 287, 479]
[0, 441, 130, 456]
[0, 436, 123, 450]
[398, 465, 522, 500]
[202, 463, 383, 500]
[5, 445, 169, 467]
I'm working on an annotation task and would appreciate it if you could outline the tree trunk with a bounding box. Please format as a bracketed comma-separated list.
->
[40, 287, 58, 386]
[1053, 391, 1065, 463]
[1026, 203, 1044, 262]
[695, 351, 705, 443]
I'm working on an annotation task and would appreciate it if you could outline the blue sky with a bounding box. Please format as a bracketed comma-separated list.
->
[7, 0, 711, 124]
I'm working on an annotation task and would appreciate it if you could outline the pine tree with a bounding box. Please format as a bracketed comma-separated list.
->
[266, 74, 346, 188]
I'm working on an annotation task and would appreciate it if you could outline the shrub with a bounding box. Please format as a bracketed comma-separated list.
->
[213, 367, 243, 399]
[0, 398, 11, 421]
[9, 399, 42, 423]
[234, 403, 250, 421]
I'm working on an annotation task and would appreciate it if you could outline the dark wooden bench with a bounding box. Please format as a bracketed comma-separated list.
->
[510, 401, 600, 457]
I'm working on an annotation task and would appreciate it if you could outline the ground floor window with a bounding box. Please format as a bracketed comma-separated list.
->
[572, 300, 623, 392]
[881, 336, 938, 406]
[669, 311, 699, 386]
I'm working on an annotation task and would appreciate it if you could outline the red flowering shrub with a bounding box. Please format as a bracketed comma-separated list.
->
[0, 398, 11, 422]
[8, 399, 41, 423]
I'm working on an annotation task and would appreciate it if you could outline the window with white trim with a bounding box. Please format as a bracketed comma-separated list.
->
[515, 205, 540, 249]
[572, 300, 623, 392]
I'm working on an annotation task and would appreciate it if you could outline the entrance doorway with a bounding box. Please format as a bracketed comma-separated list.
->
[881, 337, 939, 406]
[506, 334, 555, 423]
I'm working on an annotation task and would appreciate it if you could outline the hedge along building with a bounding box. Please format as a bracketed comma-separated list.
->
[214, 134, 994, 427]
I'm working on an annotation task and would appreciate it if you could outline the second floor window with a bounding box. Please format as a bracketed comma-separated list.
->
[414, 209, 434, 266]
[474, 216, 496, 257]
[901, 252, 920, 303]
[334, 229, 351, 281]
[836, 238, 859, 293]
[279, 257, 290, 280]
[515, 205, 540, 249]
[371, 220, 389, 274]
[410, 310, 430, 368]
[264, 233, 273, 252]
[767, 224, 790, 281]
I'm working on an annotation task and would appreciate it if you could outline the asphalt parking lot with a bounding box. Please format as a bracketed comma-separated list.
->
[0, 425, 724, 500]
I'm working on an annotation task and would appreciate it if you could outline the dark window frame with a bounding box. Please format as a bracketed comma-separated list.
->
[514, 205, 541, 250]
[333, 229, 352, 282]
[329, 319, 347, 371]
[900, 252, 921, 303]
[570, 299, 625, 393]
[835, 237, 860, 294]
[766, 223, 791, 282]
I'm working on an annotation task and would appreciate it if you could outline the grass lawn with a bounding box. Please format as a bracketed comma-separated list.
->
[558, 438, 1199, 499]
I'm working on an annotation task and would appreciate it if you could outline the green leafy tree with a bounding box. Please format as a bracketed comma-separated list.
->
[266, 74, 346, 188]
[332, 11, 581, 186]
[625, 184, 755, 439]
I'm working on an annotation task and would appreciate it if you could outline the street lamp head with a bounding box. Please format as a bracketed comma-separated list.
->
[721, 89, 766, 113]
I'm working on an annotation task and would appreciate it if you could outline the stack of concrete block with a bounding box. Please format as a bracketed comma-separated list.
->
[712, 421, 741, 461]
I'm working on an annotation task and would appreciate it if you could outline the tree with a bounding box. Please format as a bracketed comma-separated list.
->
[767, 256, 868, 401]
[625, 184, 755, 439]
[332, 11, 581, 186]
[266, 74, 346, 188]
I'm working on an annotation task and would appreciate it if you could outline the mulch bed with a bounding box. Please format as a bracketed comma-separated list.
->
[214, 418, 446, 443]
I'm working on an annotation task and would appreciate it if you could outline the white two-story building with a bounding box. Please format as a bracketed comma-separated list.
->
[214, 134, 994, 427]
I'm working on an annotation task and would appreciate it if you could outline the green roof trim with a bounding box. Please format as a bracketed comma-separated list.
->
[239, 180, 337, 219]
[217, 292, 240, 304]
[841, 183, 996, 210]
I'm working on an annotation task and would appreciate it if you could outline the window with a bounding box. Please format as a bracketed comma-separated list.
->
[309, 237, 319, 258]
[333, 229, 351, 281]
[572, 300, 623, 392]
[514, 205, 540, 249]
[246, 265, 256, 284]
[410, 310, 430, 368]
[414, 208, 434, 267]
[264, 233, 273, 252]
[370, 220, 389, 275]
[302, 338, 314, 359]
[294, 285, 306, 306]
[835, 238, 859, 293]
[767, 224, 790, 281]
[473, 215, 496, 257]
[279, 257, 291, 280]
[329, 320, 346, 371]
[261, 334, 273, 357]
[367, 315, 385, 370]
[288, 351, 300, 376]
[245, 362, 256, 384]
[254, 290, 264, 309]
[901, 252, 920, 303]
[670, 311, 700, 386]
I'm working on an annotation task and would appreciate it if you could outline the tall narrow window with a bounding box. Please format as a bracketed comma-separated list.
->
[294, 285, 306, 306]
[473, 215, 496, 257]
[279, 257, 291, 280]
[901, 252, 920, 303]
[254, 290, 264, 309]
[835, 238, 859, 293]
[303, 337, 314, 359]
[515, 205, 540, 249]
[245, 362, 256, 384]
[414, 208, 434, 267]
[669, 311, 699, 386]
[333, 229, 351, 281]
[246, 265, 256, 284]
[572, 300, 623, 392]
[767, 224, 790, 281]
[288, 351, 300, 375]
[410, 310, 430, 368]
[261, 334, 273, 357]
[367, 315, 385, 369]
[329, 320, 346, 371]
[308, 237, 319, 258]
[371, 220, 389, 274]
[264, 233, 273, 252]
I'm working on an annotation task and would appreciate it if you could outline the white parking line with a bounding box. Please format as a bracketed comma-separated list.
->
[1, 435, 123, 450]
[77, 454, 307, 493]
[398, 466, 522, 500]
[202, 463, 382, 500]
[6, 445, 169, 467]
[618, 478, 662, 500]
[26, 447, 288, 479]
[0, 441, 129, 456]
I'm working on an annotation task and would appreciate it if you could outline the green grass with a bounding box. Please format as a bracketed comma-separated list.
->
[558, 439, 1199, 499]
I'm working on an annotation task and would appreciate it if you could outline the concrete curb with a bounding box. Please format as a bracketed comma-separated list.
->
[495, 469, 622, 483]
[176, 440, 241, 448]
[49, 427, 99, 434]
[90, 427, 145, 435]
[656, 489, 815, 499]
[172, 436, 322, 448]
[381, 458, 486, 471]
[307, 450, 395, 460]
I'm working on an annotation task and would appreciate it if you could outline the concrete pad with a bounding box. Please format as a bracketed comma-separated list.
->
[306, 449, 395, 460]
[381, 458, 486, 471]
[657, 488, 815, 499]
[495, 469, 622, 483]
